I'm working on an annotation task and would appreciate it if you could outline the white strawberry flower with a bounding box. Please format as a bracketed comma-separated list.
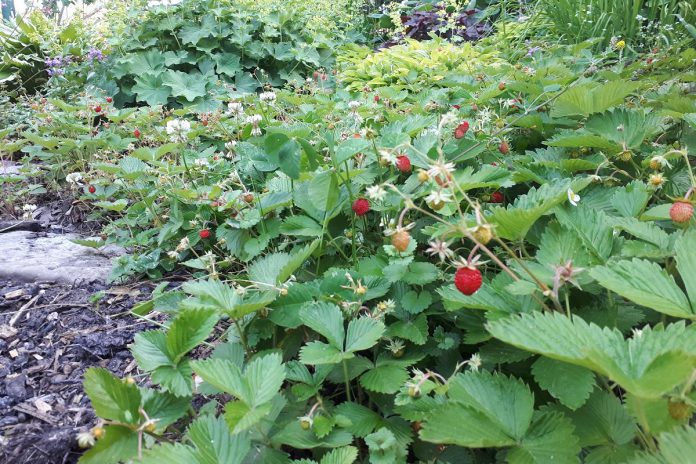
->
[425, 189, 453, 205]
[427, 161, 455, 179]
[425, 239, 453, 262]
[227, 101, 244, 115]
[366, 185, 387, 202]
[259, 91, 276, 103]
[567, 188, 580, 206]
[379, 149, 397, 165]
[65, 172, 83, 185]
[166, 119, 191, 142]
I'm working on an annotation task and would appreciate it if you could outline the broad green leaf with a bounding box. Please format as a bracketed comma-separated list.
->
[631, 425, 696, 464]
[487, 313, 696, 398]
[162, 70, 207, 101]
[133, 73, 171, 105]
[563, 390, 636, 448]
[531, 357, 595, 410]
[192, 358, 248, 402]
[448, 371, 534, 440]
[555, 205, 614, 263]
[345, 317, 385, 352]
[308, 170, 339, 213]
[244, 353, 286, 407]
[675, 230, 696, 309]
[489, 178, 590, 240]
[83, 368, 141, 424]
[300, 341, 345, 365]
[166, 308, 218, 363]
[611, 217, 670, 249]
[420, 403, 517, 447]
[187, 415, 251, 464]
[131, 330, 171, 371]
[551, 80, 641, 118]
[320, 446, 358, 464]
[78, 425, 138, 464]
[141, 389, 190, 430]
[300, 302, 345, 348]
[360, 365, 409, 394]
[265, 133, 301, 179]
[589, 259, 693, 318]
[506, 411, 580, 464]
[280, 216, 322, 236]
[141, 443, 197, 464]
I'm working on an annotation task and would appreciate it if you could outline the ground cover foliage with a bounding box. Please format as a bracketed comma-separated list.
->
[2, 0, 696, 462]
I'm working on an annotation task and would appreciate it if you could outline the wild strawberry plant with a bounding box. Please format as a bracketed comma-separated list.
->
[3, 21, 696, 464]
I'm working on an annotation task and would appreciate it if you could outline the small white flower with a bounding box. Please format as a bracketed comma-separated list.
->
[251, 126, 262, 136]
[425, 189, 453, 205]
[366, 185, 387, 202]
[166, 119, 191, 141]
[65, 172, 83, 185]
[468, 353, 482, 372]
[194, 158, 209, 167]
[22, 204, 37, 212]
[225, 141, 237, 151]
[379, 149, 397, 165]
[567, 188, 580, 206]
[426, 239, 454, 261]
[259, 91, 276, 103]
[427, 161, 456, 179]
[167, 251, 179, 260]
[348, 100, 361, 110]
[246, 114, 263, 124]
[175, 236, 190, 252]
[227, 101, 244, 115]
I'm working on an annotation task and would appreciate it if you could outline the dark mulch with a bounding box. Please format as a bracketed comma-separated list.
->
[0, 279, 154, 464]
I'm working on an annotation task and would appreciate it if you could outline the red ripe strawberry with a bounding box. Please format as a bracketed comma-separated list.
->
[106, 97, 113, 103]
[133, 128, 141, 138]
[396, 155, 411, 173]
[374, 95, 380, 103]
[453, 121, 469, 139]
[455, 267, 482, 295]
[88, 185, 96, 194]
[94, 105, 102, 113]
[499, 140, 510, 155]
[312, 71, 319, 80]
[452, 104, 461, 110]
[490, 191, 504, 203]
[498, 82, 506, 91]
[352, 198, 370, 216]
[670, 201, 694, 224]
[199, 229, 211, 239]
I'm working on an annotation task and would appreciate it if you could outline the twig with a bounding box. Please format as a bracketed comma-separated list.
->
[9, 292, 42, 327]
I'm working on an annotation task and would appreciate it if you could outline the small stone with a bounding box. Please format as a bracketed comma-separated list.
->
[5, 374, 26, 400]
[0, 325, 17, 339]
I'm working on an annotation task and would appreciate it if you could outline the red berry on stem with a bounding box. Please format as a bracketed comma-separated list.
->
[133, 128, 141, 138]
[670, 201, 693, 224]
[199, 229, 211, 239]
[88, 185, 96, 194]
[396, 155, 411, 173]
[490, 191, 504, 203]
[106, 97, 113, 103]
[499, 141, 510, 155]
[94, 105, 102, 113]
[352, 198, 370, 216]
[455, 267, 482, 295]
[374, 95, 380, 103]
[453, 121, 469, 139]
